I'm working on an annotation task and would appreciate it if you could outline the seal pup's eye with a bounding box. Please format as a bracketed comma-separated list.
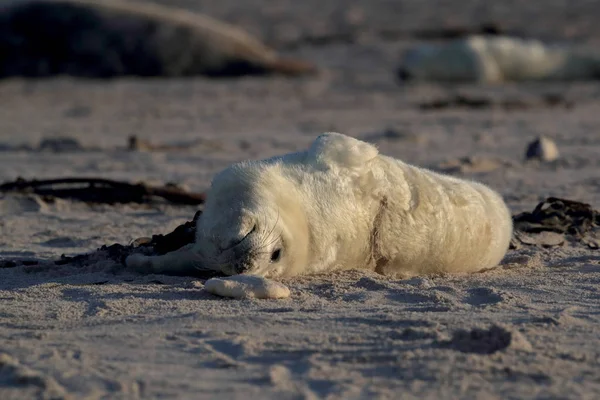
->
[270, 248, 282, 263]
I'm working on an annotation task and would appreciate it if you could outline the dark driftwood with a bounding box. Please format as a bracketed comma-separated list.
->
[0, 177, 206, 205]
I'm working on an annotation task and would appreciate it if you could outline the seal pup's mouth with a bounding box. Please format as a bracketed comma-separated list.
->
[213, 224, 256, 275]
[218, 243, 284, 276]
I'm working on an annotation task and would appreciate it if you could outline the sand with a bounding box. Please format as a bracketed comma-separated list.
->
[1, 1, 600, 399]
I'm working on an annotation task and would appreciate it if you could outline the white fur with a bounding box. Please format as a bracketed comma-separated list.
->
[400, 35, 600, 83]
[126, 133, 513, 279]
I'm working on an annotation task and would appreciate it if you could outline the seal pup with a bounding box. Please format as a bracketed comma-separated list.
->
[127, 133, 513, 280]
[398, 35, 600, 83]
[0, 0, 316, 78]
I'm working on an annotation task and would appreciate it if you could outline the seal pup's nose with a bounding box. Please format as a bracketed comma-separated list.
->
[235, 263, 251, 274]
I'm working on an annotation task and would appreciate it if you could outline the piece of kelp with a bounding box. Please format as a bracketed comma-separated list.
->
[511, 197, 599, 248]
[53, 210, 223, 278]
[513, 197, 598, 236]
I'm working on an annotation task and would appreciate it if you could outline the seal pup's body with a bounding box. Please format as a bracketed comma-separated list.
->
[399, 35, 600, 83]
[127, 133, 513, 279]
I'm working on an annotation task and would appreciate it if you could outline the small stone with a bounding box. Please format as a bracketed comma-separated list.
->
[525, 136, 559, 162]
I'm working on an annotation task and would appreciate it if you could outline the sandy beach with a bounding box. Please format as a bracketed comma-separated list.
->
[1, 1, 600, 399]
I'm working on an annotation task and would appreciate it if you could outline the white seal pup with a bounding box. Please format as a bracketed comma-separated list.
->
[127, 133, 513, 281]
[398, 35, 600, 83]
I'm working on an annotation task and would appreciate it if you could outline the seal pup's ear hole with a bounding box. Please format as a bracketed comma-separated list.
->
[308, 132, 379, 169]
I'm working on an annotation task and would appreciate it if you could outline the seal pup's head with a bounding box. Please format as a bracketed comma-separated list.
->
[194, 132, 381, 278]
[195, 158, 310, 278]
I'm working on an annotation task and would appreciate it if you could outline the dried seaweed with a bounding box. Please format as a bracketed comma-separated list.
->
[143, 210, 202, 255]
[56, 210, 202, 267]
[0, 177, 206, 205]
[49, 210, 223, 278]
[511, 197, 599, 249]
[513, 197, 598, 236]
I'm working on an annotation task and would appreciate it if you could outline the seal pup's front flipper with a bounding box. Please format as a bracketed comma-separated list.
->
[125, 243, 208, 276]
